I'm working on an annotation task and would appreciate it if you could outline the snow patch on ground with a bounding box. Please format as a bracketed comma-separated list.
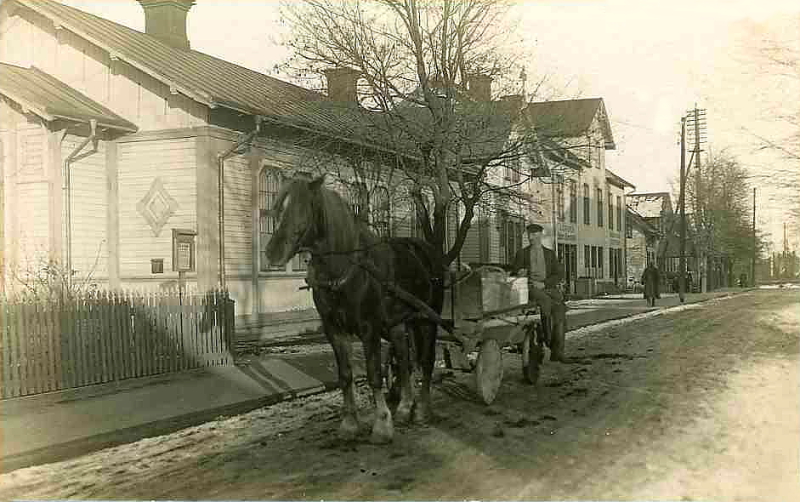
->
[567, 294, 739, 341]
[760, 284, 800, 290]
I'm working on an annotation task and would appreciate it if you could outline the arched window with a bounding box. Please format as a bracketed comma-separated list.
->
[259, 168, 283, 271]
[373, 186, 391, 237]
[258, 168, 307, 272]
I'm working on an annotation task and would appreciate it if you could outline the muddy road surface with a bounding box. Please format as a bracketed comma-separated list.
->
[1, 290, 798, 501]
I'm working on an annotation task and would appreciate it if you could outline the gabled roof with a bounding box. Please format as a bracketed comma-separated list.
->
[627, 192, 673, 218]
[0, 62, 137, 132]
[606, 169, 635, 190]
[13, 0, 349, 135]
[526, 98, 616, 150]
[626, 206, 659, 236]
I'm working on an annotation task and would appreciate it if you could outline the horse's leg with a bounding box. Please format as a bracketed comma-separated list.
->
[389, 324, 413, 424]
[363, 323, 393, 444]
[413, 322, 437, 424]
[328, 329, 359, 440]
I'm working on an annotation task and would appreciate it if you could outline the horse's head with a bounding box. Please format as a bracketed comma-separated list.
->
[266, 176, 325, 268]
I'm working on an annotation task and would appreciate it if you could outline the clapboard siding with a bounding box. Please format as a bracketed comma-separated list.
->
[63, 135, 108, 279]
[118, 138, 197, 278]
[461, 223, 481, 264]
[16, 182, 49, 264]
[223, 154, 252, 276]
[0, 5, 207, 132]
[16, 124, 46, 181]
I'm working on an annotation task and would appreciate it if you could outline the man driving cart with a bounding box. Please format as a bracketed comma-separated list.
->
[511, 223, 569, 363]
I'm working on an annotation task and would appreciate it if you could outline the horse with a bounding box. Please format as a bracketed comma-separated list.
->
[265, 176, 444, 444]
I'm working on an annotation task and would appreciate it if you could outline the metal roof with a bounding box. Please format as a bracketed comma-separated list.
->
[0, 62, 138, 132]
[14, 0, 351, 135]
[527, 98, 616, 149]
[627, 192, 673, 219]
[606, 169, 636, 189]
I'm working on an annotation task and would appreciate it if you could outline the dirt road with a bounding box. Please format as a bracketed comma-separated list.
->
[1, 290, 798, 501]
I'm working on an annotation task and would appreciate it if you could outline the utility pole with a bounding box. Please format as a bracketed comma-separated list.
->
[686, 106, 707, 292]
[751, 187, 756, 286]
[679, 116, 687, 303]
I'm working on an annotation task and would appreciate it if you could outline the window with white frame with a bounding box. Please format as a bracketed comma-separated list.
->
[505, 157, 521, 184]
[608, 188, 614, 231]
[569, 180, 577, 223]
[583, 183, 590, 225]
[596, 187, 604, 227]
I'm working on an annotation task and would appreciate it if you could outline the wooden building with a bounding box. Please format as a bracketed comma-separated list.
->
[0, 0, 402, 313]
[526, 98, 635, 295]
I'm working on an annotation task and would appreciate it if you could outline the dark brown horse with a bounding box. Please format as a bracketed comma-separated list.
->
[265, 176, 444, 443]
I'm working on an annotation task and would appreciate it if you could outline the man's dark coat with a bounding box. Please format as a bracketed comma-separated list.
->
[511, 245, 565, 289]
[641, 264, 661, 299]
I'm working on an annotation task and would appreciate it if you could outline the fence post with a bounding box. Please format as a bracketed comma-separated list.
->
[226, 292, 235, 365]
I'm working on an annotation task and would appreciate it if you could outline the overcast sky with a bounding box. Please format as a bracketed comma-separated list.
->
[60, 0, 800, 250]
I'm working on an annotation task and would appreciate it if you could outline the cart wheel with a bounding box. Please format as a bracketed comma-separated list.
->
[521, 332, 543, 385]
[475, 339, 503, 405]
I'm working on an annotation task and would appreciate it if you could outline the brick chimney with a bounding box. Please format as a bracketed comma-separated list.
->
[468, 74, 492, 102]
[137, 0, 195, 50]
[324, 68, 360, 103]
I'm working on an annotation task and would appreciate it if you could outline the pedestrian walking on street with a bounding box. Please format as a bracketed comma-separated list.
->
[512, 223, 568, 362]
[641, 262, 661, 307]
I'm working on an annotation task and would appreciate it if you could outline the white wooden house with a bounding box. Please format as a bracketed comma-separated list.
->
[525, 98, 635, 294]
[0, 0, 419, 314]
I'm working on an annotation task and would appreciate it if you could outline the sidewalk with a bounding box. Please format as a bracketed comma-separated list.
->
[0, 288, 748, 473]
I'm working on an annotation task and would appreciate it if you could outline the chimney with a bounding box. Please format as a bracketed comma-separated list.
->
[324, 67, 360, 103]
[468, 74, 492, 102]
[137, 0, 195, 50]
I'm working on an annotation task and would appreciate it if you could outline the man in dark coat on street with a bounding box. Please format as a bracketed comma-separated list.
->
[641, 262, 661, 306]
[512, 223, 568, 362]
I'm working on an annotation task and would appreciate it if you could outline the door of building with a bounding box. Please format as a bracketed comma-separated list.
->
[558, 244, 578, 294]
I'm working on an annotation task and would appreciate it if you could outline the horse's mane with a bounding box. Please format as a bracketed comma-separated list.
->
[274, 178, 377, 253]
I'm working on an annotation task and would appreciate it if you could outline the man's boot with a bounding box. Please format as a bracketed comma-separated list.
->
[548, 307, 568, 363]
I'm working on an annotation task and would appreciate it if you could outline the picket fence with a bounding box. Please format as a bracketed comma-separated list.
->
[0, 289, 234, 399]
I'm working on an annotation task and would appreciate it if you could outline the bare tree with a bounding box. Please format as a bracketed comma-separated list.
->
[738, 18, 800, 233]
[279, 0, 562, 265]
[686, 151, 767, 279]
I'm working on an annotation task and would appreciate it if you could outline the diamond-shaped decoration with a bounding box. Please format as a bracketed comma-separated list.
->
[137, 177, 179, 236]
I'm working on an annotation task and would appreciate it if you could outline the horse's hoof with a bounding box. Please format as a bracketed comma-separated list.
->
[394, 403, 412, 424]
[412, 405, 431, 424]
[370, 420, 393, 444]
[339, 417, 359, 441]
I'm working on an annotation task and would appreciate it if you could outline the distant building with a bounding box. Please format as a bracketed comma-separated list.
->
[526, 98, 635, 295]
[625, 206, 660, 285]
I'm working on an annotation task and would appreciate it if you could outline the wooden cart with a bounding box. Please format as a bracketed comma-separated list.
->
[437, 266, 547, 405]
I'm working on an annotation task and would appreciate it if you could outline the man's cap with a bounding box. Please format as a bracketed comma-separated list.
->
[526, 223, 544, 233]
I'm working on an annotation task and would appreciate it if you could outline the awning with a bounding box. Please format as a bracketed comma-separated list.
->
[0, 63, 137, 132]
